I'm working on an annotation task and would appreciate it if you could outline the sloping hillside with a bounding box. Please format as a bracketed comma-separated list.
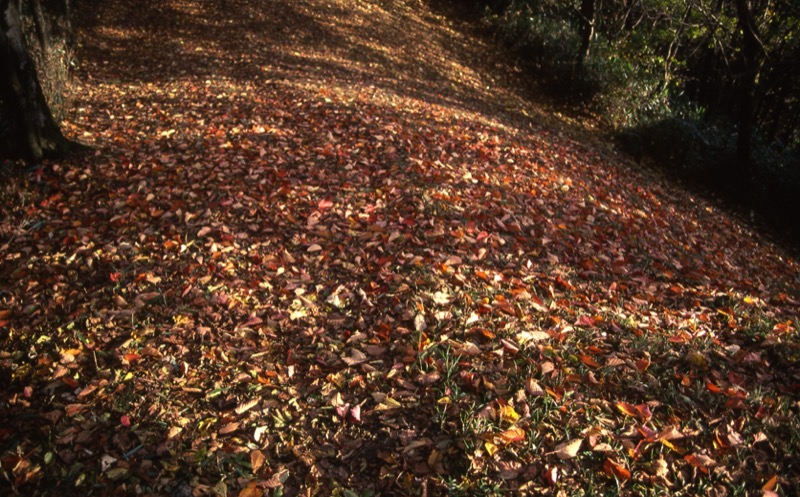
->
[1, 0, 798, 495]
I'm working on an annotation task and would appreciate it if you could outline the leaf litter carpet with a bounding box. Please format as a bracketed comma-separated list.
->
[1, 0, 799, 495]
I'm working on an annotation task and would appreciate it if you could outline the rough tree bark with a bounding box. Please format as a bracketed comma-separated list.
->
[0, 0, 73, 162]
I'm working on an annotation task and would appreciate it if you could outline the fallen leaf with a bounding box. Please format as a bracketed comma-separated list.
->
[250, 449, 266, 473]
[235, 399, 259, 415]
[549, 438, 582, 459]
[342, 349, 368, 366]
[219, 422, 240, 435]
[603, 458, 631, 480]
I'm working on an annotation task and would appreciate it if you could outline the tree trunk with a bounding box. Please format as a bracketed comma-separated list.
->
[0, 0, 71, 162]
[734, 0, 760, 176]
[31, 0, 51, 53]
[577, 0, 595, 68]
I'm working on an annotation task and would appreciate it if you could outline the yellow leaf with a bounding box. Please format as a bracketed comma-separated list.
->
[484, 441, 499, 456]
[499, 404, 520, 424]
[659, 438, 686, 454]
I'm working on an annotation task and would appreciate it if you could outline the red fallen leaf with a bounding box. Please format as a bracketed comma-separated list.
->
[586, 345, 605, 355]
[635, 356, 650, 372]
[545, 387, 563, 402]
[123, 353, 140, 364]
[543, 466, 558, 487]
[61, 376, 79, 388]
[638, 425, 658, 442]
[65, 404, 86, 417]
[635, 403, 652, 422]
[120, 415, 131, 427]
[318, 199, 334, 210]
[615, 401, 637, 417]
[706, 381, 723, 394]
[603, 458, 631, 480]
[109, 272, 122, 282]
[684, 453, 715, 474]
[575, 315, 595, 328]
[580, 353, 601, 368]
[668, 333, 690, 344]
[772, 321, 794, 334]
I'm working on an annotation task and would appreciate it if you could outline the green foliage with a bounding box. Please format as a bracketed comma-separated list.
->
[481, 0, 800, 241]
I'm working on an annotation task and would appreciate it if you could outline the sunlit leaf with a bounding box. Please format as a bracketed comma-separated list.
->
[549, 438, 582, 459]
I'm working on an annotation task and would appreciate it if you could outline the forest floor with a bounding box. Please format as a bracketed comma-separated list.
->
[2, 0, 800, 495]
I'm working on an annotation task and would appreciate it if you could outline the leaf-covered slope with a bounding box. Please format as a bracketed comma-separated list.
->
[1, 0, 798, 495]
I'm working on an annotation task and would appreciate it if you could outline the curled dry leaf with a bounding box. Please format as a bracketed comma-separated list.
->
[264, 468, 289, 488]
[544, 466, 558, 487]
[525, 377, 545, 396]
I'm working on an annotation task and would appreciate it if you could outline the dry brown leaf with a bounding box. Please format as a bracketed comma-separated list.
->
[342, 348, 368, 366]
[540, 361, 555, 374]
[549, 438, 582, 459]
[525, 377, 545, 396]
[250, 449, 266, 473]
[219, 422, 240, 435]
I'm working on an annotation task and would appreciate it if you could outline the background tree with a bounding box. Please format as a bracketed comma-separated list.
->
[0, 0, 78, 163]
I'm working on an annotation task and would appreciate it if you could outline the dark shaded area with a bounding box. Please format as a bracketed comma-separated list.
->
[618, 118, 800, 251]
